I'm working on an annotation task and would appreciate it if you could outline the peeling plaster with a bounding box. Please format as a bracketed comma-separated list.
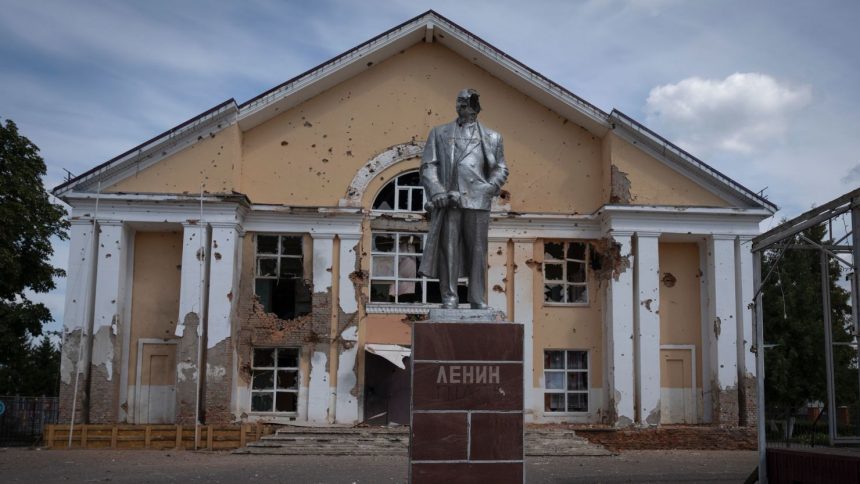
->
[335, 326, 359, 423]
[308, 350, 330, 422]
[206, 363, 227, 380]
[645, 404, 661, 426]
[714, 317, 722, 338]
[60, 329, 84, 384]
[91, 325, 115, 381]
[177, 362, 198, 383]
[610, 165, 633, 204]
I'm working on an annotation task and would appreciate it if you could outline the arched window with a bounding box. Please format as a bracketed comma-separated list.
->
[372, 171, 426, 212]
[369, 170, 466, 306]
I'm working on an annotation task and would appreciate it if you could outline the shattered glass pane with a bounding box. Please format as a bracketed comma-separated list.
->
[253, 349, 275, 368]
[411, 188, 425, 212]
[567, 261, 586, 283]
[544, 263, 563, 281]
[567, 285, 587, 303]
[397, 189, 409, 211]
[277, 370, 298, 390]
[426, 281, 441, 303]
[370, 282, 394, 303]
[373, 182, 395, 210]
[567, 372, 588, 391]
[545, 372, 565, 389]
[281, 236, 302, 256]
[544, 284, 564, 302]
[567, 392, 588, 412]
[396, 279, 422, 303]
[252, 370, 274, 390]
[544, 242, 564, 260]
[399, 234, 422, 253]
[567, 351, 588, 370]
[372, 256, 395, 277]
[257, 257, 277, 277]
[544, 393, 565, 412]
[251, 392, 273, 412]
[373, 234, 395, 252]
[567, 242, 586, 260]
[257, 235, 278, 254]
[545, 351, 565, 369]
[275, 392, 298, 412]
[399, 171, 421, 186]
[280, 257, 303, 278]
[277, 348, 299, 368]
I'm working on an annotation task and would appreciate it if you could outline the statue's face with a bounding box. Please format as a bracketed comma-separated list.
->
[456, 94, 479, 119]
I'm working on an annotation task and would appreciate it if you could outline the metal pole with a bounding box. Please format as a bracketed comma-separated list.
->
[753, 250, 767, 483]
[821, 250, 837, 445]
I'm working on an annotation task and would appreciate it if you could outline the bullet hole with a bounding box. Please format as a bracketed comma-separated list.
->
[323, 134, 327, 138]
[303, 121, 313, 127]
[311, 144, 316, 148]
[346, 150, 353, 157]
[214, 252, 222, 260]
[366, 61, 373, 67]
[281, 140, 289, 146]
[322, 158, 329, 163]
[662, 273, 677, 288]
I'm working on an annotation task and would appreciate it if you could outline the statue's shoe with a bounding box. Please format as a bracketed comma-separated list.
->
[470, 303, 488, 310]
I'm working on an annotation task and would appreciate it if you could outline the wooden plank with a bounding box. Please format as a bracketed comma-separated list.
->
[239, 424, 247, 447]
[81, 426, 88, 449]
[111, 426, 118, 449]
[145, 426, 152, 449]
[207, 424, 214, 450]
[46, 425, 55, 449]
[175, 424, 183, 449]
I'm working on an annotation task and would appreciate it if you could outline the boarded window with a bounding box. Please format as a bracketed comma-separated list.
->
[251, 347, 300, 413]
[255, 235, 311, 319]
[544, 350, 589, 413]
[543, 241, 589, 304]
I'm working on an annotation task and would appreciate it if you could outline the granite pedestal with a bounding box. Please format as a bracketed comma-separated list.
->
[409, 310, 524, 484]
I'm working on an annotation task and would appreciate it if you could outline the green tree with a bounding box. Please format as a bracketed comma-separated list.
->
[0, 118, 68, 394]
[762, 223, 858, 433]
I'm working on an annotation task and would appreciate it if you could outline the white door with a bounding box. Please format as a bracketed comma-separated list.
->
[136, 342, 177, 424]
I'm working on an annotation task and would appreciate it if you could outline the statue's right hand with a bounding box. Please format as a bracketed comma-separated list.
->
[431, 193, 448, 210]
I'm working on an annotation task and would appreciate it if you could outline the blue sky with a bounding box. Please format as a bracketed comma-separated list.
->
[2, 0, 859, 333]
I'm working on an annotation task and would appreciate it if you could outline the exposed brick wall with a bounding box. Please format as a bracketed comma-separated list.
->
[58, 329, 89, 424]
[742, 376, 758, 428]
[568, 425, 757, 451]
[204, 337, 234, 424]
[175, 312, 201, 424]
[87, 364, 117, 424]
[716, 386, 740, 426]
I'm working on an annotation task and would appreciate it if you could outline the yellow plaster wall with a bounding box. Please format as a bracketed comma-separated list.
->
[107, 123, 242, 194]
[531, 240, 604, 390]
[606, 133, 729, 207]
[364, 314, 411, 346]
[127, 230, 183, 387]
[658, 242, 703, 388]
[241, 42, 604, 213]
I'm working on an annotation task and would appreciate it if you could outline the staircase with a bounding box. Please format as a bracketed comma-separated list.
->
[234, 426, 610, 456]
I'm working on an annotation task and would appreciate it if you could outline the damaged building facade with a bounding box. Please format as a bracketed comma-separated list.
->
[53, 11, 774, 429]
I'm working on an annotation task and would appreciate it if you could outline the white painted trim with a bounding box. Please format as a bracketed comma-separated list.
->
[600, 205, 768, 237]
[339, 142, 424, 207]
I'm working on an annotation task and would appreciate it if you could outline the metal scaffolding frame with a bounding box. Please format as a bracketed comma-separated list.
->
[751, 187, 860, 482]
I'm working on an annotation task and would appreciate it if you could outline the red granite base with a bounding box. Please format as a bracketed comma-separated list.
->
[409, 319, 524, 483]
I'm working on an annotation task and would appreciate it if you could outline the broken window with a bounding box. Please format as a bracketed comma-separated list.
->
[255, 234, 311, 319]
[372, 170, 426, 212]
[544, 350, 589, 413]
[543, 241, 589, 304]
[369, 231, 467, 304]
[250, 347, 300, 413]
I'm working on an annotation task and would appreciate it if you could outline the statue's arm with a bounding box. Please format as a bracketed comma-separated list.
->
[420, 127, 446, 199]
[487, 133, 509, 191]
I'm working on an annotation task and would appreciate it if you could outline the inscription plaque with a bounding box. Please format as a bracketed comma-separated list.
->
[409, 319, 524, 484]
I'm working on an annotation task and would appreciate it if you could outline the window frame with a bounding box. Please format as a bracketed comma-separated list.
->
[249, 347, 301, 415]
[254, 234, 311, 319]
[543, 349, 590, 415]
[372, 170, 427, 214]
[542, 240, 590, 306]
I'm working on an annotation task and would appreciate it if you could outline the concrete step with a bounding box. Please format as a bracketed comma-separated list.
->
[233, 426, 611, 456]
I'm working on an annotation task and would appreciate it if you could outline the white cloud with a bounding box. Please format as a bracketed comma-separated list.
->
[645, 73, 811, 155]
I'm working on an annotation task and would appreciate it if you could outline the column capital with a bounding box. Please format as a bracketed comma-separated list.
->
[609, 230, 635, 238]
[69, 218, 95, 227]
[310, 233, 336, 240]
[711, 234, 737, 241]
[337, 233, 362, 241]
[97, 219, 124, 227]
[209, 221, 241, 230]
[512, 237, 536, 244]
[635, 231, 661, 239]
[181, 220, 206, 229]
[488, 236, 510, 243]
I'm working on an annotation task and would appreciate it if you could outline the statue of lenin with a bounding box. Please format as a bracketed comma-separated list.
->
[418, 88, 509, 309]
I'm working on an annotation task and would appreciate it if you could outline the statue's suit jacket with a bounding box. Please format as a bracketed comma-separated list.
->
[418, 120, 508, 279]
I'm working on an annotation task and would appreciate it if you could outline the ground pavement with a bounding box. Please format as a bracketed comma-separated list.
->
[0, 448, 756, 483]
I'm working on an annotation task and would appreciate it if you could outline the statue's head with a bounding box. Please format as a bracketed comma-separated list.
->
[455, 88, 481, 119]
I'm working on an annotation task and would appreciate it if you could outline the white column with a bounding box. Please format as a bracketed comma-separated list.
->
[59, 219, 98, 421]
[177, 222, 210, 338]
[204, 223, 241, 421]
[707, 235, 739, 424]
[206, 223, 241, 350]
[513, 238, 536, 419]
[635, 232, 661, 426]
[310, 233, 335, 423]
[335, 233, 361, 424]
[737, 236, 756, 379]
[90, 221, 126, 381]
[605, 231, 635, 427]
[487, 238, 509, 317]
